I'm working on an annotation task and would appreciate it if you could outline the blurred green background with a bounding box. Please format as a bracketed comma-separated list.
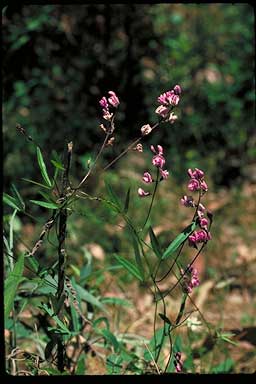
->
[3, 4, 255, 192]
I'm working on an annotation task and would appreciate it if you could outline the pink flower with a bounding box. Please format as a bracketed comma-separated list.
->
[152, 154, 165, 168]
[197, 203, 206, 218]
[188, 230, 211, 247]
[150, 145, 157, 154]
[200, 180, 208, 192]
[141, 124, 152, 136]
[188, 178, 200, 191]
[99, 96, 108, 109]
[142, 172, 153, 184]
[174, 84, 182, 95]
[160, 169, 169, 180]
[199, 217, 208, 230]
[168, 94, 180, 106]
[181, 266, 200, 293]
[180, 195, 195, 208]
[174, 352, 183, 373]
[157, 145, 163, 155]
[157, 90, 174, 105]
[155, 105, 169, 118]
[188, 168, 204, 180]
[108, 91, 120, 107]
[138, 188, 150, 197]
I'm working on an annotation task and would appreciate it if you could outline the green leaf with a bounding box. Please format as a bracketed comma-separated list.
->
[123, 187, 131, 214]
[162, 221, 197, 260]
[106, 353, 123, 374]
[36, 146, 52, 187]
[30, 200, 59, 209]
[11, 184, 25, 210]
[51, 159, 65, 171]
[38, 303, 71, 334]
[101, 297, 132, 307]
[114, 254, 143, 282]
[75, 284, 107, 313]
[101, 329, 120, 352]
[93, 316, 110, 330]
[149, 226, 162, 259]
[22, 178, 52, 189]
[105, 181, 121, 210]
[25, 255, 40, 274]
[3, 193, 21, 211]
[144, 326, 168, 362]
[211, 358, 235, 373]
[131, 235, 144, 280]
[4, 253, 25, 322]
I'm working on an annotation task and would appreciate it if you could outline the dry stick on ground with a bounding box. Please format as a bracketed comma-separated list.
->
[56, 141, 73, 372]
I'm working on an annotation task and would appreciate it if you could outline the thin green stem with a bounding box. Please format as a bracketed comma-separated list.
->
[142, 168, 160, 230]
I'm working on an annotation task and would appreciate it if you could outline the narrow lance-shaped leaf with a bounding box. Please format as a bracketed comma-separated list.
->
[101, 328, 120, 353]
[114, 254, 143, 282]
[104, 180, 122, 210]
[162, 221, 197, 260]
[3, 193, 21, 211]
[51, 159, 65, 171]
[131, 235, 144, 281]
[30, 200, 59, 209]
[149, 226, 162, 259]
[123, 187, 131, 214]
[4, 253, 25, 322]
[36, 146, 52, 187]
[22, 178, 52, 189]
[11, 184, 25, 210]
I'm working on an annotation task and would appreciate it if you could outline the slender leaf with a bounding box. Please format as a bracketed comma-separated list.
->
[3, 193, 21, 211]
[105, 181, 121, 210]
[30, 200, 59, 209]
[93, 316, 110, 330]
[123, 187, 131, 214]
[101, 328, 120, 352]
[22, 178, 52, 189]
[11, 184, 25, 210]
[101, 297, 132, 307]
[162, 221, 197, 260]
[114, 254, 143, 282]
[39, 303, 71, 334]
[36, 146, 52, 187]
[131, 235, 144, 280]
[149, 226, 162, 259]
[51, 159, 65, 170]
[4, 253, 25, 322]
[75, 284, 107, 313]
[211, 358, 235, 373]
[144, 326, 167, 361]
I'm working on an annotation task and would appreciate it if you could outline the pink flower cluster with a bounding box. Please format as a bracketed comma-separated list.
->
[174, 352, 183, 373]
[181, 169, 212, 246]
[188, 229, 211, 247]
[138, 145, 169, 197]
[155, 84, 181, 123]
[99, 91, 120, 120]
[187, 168, 208, 193]
[181, 265, 200, 294]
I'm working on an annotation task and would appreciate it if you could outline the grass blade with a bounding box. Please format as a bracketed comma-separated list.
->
[4, 253, 25, 322]
[114, 254, 143, 282]
[37, 146, 52, 187]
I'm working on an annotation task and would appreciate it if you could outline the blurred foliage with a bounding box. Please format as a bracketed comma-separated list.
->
[3, 4, 255, 191]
